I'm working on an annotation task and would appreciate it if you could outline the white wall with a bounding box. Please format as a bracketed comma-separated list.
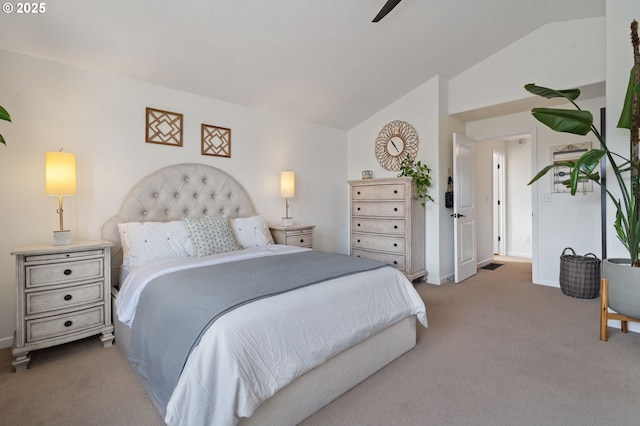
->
[474, 137, 532, 264]
[0, 49, 348, 348]
[347, 77, 444, 283]
[449, 17, 606, 115]
[505, 139, 533, 258]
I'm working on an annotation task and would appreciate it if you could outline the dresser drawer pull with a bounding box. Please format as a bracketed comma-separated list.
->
[63, 269, 72, 276]
[394, 190, 398, 194]
[357, 223, 361, 227]
[357, 191, 361, 195]
[299, 239, 304, 243]
[63, 294, 73, 301]
[357, 239, 361, 243]
[64, 320, 73, 327]
[393, 225, 398, 229]
[393, 243, 398, 247]
[393, 208, 398, 212]
[393, 261, 398, 265]
[357, 207, 361, 211]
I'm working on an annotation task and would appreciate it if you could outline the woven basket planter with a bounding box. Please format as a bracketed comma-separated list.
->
[559, 247, 601, 299]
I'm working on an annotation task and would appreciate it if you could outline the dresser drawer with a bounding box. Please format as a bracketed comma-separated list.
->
[351, 184, 406, 200]
[352, 201, 406, 217]
[352, 249, 405, 271]
[351, 218, 405, 235]
[26, 258, 104, 289]
[352, 233, 405, 254]
[26, 281, 104, 315]
[26, 306, 105, 343]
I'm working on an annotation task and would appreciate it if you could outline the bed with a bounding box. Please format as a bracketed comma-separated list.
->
[101, 163, 427, 426]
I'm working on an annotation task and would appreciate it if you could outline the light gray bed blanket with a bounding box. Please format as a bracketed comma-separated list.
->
[128, 250, 389, 415]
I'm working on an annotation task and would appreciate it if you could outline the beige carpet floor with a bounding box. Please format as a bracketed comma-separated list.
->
[1, 257, 640, 425]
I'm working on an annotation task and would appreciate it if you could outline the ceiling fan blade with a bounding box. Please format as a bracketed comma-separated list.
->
[372, 0, 402, 22]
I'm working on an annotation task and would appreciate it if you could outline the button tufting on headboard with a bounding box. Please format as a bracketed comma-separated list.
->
[101, 163, 258, 288]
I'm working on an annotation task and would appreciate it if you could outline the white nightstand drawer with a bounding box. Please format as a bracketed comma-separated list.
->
[26, 306, 105, 343]
[351, 218, 405, 235]
[26, 281, 104, 315]
[352, 201, 406, 218]
[352, 249, 405, 271]
[25, 249, 104, 263]
[26, 258, 104, 289]
[351, 184, 406, 200]
[352, 233, 405, 254]
[285, 232, 312, 247]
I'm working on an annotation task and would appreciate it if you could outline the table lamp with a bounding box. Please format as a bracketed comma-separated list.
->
[280, 171, 294, 226]
[46, 150, 76, 245]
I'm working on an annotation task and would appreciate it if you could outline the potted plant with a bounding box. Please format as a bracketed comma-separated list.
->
[526, 20, 640, 319]
[398, 154, 434, 207]
[0, 105, 11, 146]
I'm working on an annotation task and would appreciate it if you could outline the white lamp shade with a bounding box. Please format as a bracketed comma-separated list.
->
[280, 171, 295, 198]
[46, 151, 76, 196]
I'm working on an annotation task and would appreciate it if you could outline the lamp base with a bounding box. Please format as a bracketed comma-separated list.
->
[281, 217, 293, 227]
[53, 230, 72, 246]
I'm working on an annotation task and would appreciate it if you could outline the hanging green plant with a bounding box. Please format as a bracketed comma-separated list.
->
[398, 154, 433, 207]
[0, 105, 11, 146]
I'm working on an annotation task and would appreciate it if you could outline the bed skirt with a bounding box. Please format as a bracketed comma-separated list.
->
[112, 292, 417, 425]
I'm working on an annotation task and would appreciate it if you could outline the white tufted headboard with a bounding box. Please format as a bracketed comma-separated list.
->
[101, 163, 258, 287]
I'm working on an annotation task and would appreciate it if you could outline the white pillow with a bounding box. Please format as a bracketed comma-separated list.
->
[183, 216, 240, 257]
[117, 221, 195, 269]
[230, 216, 274, 249]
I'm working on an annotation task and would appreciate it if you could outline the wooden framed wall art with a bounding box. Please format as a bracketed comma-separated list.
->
[145, 107, 183, 147]
[201, 123, 231, 158]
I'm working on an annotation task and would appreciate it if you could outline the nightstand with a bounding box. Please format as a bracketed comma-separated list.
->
[11, 240, 115, 372]
[269, 225, 315, 248]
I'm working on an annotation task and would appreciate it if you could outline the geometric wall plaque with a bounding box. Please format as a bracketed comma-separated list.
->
[145, 107, 183, 147]
[201, 123, 231, 158]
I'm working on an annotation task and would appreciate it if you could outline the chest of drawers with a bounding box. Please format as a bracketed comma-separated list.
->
[11, 240, 115, 371]
[349, 177, 426, 281]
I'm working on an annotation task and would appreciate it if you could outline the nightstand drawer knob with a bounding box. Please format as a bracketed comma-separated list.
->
[299, 239, 304, 243]
[394, 208, 398, 212]
[393, 243, 398, 247]
[63, 269, 72, 276]
[64, 320, 73, 327]
[64, 294, 73, 301]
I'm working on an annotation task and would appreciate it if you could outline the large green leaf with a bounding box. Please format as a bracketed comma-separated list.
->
[524, 84, 581, 101]
[0, 105, 10, 122]
[569, 149, 604, 194]
[617, 65, 640, 129]
[0, 134, 5, 146]
[531, 108, 593, 135]
[528, 161, 574, 185]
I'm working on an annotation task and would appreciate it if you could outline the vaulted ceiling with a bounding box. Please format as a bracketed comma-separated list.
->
[0, 0, 605, 130]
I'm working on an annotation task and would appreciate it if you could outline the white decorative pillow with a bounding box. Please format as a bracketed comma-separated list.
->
[230, 215, 274, 249]
[117, 221, 195, 269]
[183, 216, 240, 257]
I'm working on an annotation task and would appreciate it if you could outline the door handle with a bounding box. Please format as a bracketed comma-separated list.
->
[451, 213, 466, 218]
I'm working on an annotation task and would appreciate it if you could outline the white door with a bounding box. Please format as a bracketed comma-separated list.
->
[453, 133, 477, 283]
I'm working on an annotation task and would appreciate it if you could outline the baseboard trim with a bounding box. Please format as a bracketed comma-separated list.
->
[0, 335, 13, 349]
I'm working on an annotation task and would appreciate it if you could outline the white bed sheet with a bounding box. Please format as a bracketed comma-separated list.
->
[115, 246, 427, 426]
